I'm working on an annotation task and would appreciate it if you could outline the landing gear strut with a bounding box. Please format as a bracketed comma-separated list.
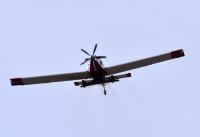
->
[104, 89, 107, 96]
[103, 85, 107, 96]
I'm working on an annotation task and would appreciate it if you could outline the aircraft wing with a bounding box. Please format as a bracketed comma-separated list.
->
[10, 71, 90, 86]
[105, 49, 185, 75]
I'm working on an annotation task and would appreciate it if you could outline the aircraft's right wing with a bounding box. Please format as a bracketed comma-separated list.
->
[10, 71, 91, 86]
[105, 49, 185, 75]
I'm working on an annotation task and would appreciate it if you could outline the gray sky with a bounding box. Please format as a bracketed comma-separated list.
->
[0, 0, 200, 137]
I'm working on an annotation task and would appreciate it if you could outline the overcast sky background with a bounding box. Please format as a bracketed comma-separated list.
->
[0, 0, 200, 137]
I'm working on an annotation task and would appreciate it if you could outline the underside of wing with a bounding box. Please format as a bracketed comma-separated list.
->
[105, 49, 185, 75]
[10, 71, 91, 86]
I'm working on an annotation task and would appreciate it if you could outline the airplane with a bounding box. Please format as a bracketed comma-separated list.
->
[10, 44, 185, 95]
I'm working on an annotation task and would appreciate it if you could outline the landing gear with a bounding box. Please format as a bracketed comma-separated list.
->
[103, 84, 107, 96]
[104, 89, 107, 96]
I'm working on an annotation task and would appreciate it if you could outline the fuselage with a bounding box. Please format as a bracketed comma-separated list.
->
[89, 58, 107, 81]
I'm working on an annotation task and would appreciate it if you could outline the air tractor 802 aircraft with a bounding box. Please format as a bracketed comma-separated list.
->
[10, 44, 185, 95]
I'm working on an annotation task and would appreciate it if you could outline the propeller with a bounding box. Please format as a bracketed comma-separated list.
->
[80, 44, 106, 65]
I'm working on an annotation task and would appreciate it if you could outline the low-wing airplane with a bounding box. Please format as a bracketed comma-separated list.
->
[10, 44, 185, 95]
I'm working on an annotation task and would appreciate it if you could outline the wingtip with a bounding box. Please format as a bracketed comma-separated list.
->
[171, 49, 185, 59]
[10, 78, 24, 86]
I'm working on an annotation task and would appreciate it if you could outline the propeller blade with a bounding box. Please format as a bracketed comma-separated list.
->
[95, 56, 107, 59]
[80, 60, 88, 65]
[81, 49, 91, 56]
[92, 44, 98, 55]
[80, 58, 90, 65]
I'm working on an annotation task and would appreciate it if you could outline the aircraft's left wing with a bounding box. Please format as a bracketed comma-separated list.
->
[10, 71, 91, 86]
[105, 49, 185, 75]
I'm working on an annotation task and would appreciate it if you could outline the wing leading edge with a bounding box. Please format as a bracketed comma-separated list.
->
[10, 49, 185, 86]
[10, 71, 90, 86]
[105, 49, 185, 75]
